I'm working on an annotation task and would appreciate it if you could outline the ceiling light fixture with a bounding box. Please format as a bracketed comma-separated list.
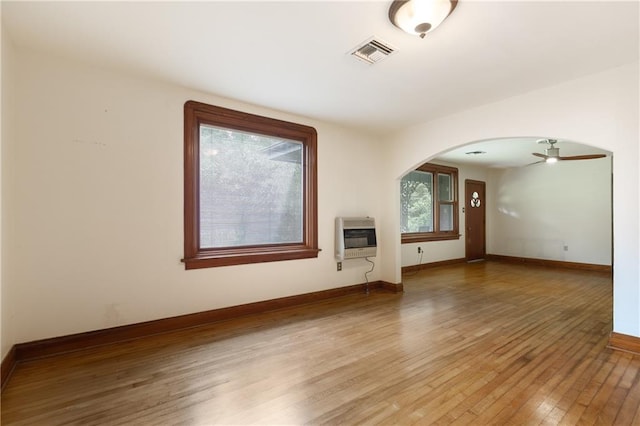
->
[543, 140, 559, 163]
[388, 0, 458, 38]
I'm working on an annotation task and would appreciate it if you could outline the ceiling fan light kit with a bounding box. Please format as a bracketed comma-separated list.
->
[389, 0, 458, 38]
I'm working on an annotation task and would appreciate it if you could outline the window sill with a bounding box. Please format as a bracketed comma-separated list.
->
[183, 246, 321, 269]
[401, 233, 461, 244]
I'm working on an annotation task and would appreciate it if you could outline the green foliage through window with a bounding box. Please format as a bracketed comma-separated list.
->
[400, 171, 433, 233]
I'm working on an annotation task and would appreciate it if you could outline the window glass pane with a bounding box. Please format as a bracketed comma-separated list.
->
[199, 124, 303, 248]
[400, 171, 433, 233]
[439, 204, 454, 231]
[438, 173, 453, 201]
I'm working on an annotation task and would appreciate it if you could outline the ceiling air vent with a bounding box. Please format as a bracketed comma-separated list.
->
[349, 37, 396, 65]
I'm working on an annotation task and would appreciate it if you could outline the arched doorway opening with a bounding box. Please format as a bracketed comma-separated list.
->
[398, 137, 612, 275]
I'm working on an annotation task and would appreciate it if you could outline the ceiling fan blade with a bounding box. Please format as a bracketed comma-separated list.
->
[525, 160, 545, 167]
[532, 152, 548, 159]
[558, 154, 607, 161]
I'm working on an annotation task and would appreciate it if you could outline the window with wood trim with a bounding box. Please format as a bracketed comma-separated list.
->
[400, 163, 459, 243]
[183, 101, 319, 269]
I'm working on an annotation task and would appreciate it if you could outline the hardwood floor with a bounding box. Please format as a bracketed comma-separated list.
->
[2, 262, 639, 425]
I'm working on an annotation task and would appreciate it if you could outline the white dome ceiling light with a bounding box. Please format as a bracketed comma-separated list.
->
[388, 0, 458, 38]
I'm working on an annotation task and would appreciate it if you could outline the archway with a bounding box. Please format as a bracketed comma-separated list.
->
[377, 63, 638, 340]
[397, 137, 612, 274]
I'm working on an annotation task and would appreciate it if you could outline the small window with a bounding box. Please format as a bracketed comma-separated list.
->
[184, 101, 319, 269]
[401, 163, 459, 243]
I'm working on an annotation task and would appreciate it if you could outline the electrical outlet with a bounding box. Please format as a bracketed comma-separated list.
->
[418, 247, 422, 254]
[337, 262, 342, 271]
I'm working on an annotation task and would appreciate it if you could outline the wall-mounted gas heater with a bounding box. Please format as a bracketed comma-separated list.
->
[335, 217, 377, 261]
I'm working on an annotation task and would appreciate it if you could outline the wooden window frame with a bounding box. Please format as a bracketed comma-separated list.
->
[401, 163, 460, 244]
[183, 101, 319, 269]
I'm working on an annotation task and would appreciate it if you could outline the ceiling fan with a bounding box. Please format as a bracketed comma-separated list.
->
[532, 139, 606, 164]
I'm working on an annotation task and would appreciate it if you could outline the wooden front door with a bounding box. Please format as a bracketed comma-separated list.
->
[465, 180, 486, 261]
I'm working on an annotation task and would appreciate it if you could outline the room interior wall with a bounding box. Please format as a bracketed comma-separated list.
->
[486, 157, 612, 265]
[1, 46, 386, 352]
[400, 162, 488, 267]
[1, 11, 5, 360]
[380, 62, 639, 337]
[1, 22, 15, 361]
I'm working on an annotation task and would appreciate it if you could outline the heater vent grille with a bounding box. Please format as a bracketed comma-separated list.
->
[349, 37, 396, 64]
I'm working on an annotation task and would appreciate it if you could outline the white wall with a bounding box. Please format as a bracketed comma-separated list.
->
[0, 46, 385, 356]
[380, 62, 639, 337]
[401, 162, 488, 266]
[487, 157, 612, 265]
[1, 21, 16, 360]
[0, 7, 6, 361]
